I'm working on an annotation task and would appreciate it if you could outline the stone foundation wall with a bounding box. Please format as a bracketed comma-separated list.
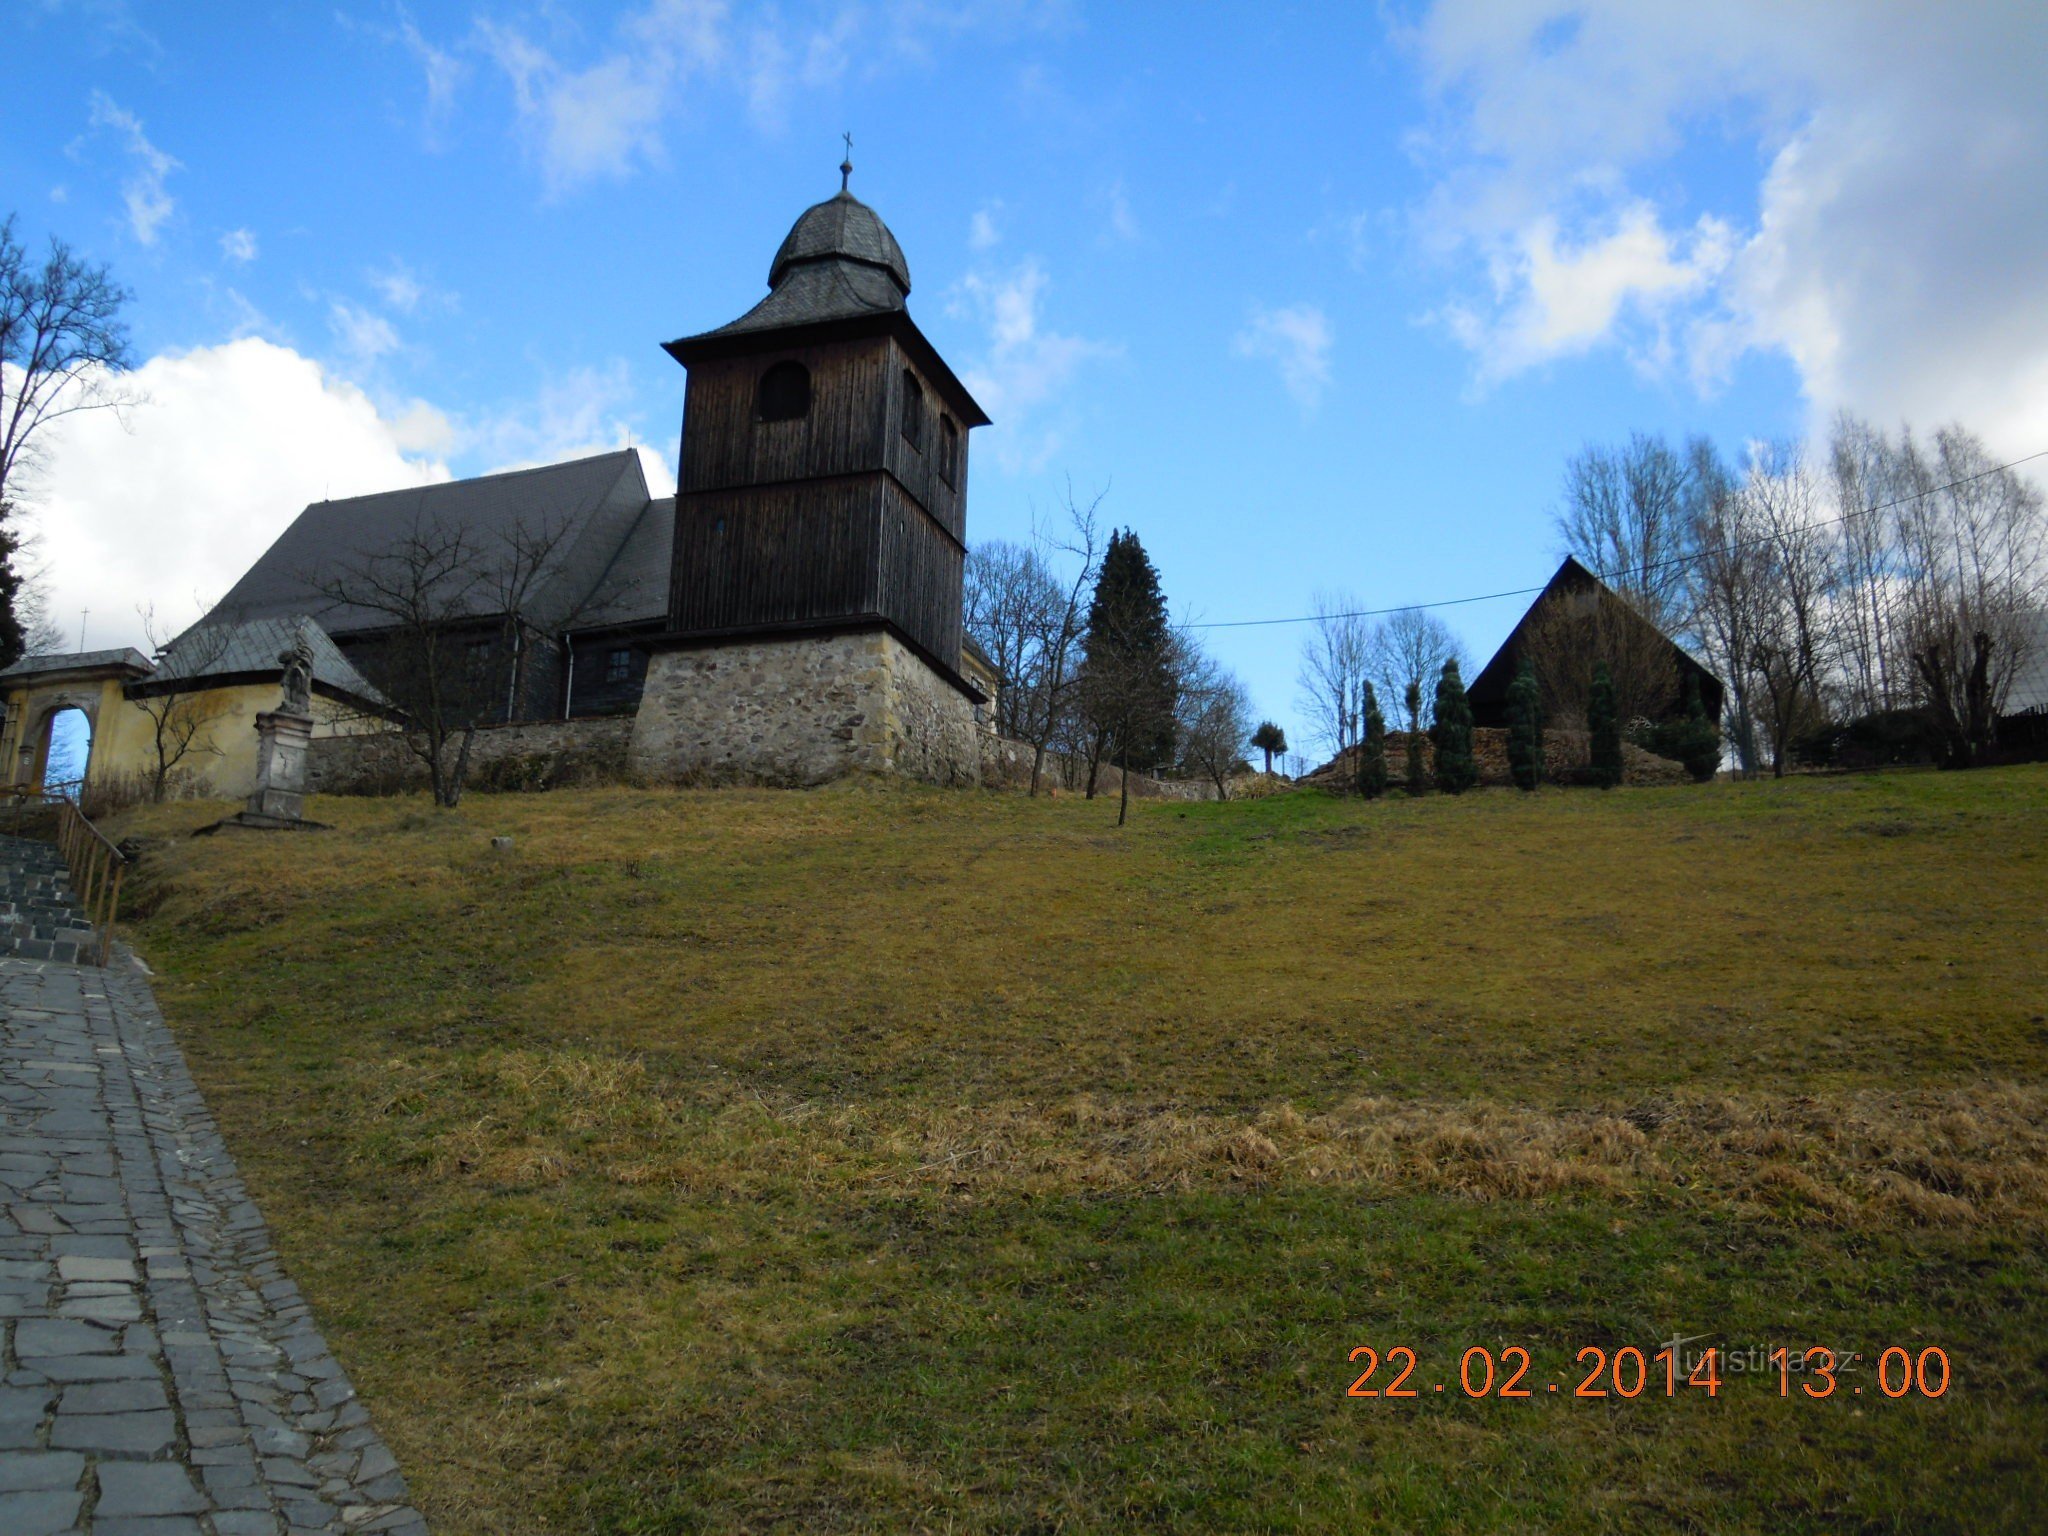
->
[306, 716, 633, 795]
[629, 629, 982, 787]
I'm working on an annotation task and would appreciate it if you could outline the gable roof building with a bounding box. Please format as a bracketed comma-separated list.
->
[1467, 557, 1725, 729]
[211, 450, 665, 639]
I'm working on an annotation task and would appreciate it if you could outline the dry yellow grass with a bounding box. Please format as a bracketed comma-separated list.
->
[108, 767, 2048, 1533]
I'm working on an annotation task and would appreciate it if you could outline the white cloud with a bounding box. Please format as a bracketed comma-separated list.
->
[340, 5, 469, 141]
[1233, 302, 1334, 409]
[464, 0, 1065, 193]
[1102, 179, 1138, 244]
[1444, 204, 1732, 383]
[24, 339, 679, 655]
[26, 338, 451, 650]
[219, 227, 257, 264]
[85, 91, 179, 245]
[367, 259, 451, 315]
[948, 259, 1118, 472]
[968, 201, 1002, 251]
[327, 302, 399, 366]
[475, 2, 726, 193]
[1408, 2, 2048, 453]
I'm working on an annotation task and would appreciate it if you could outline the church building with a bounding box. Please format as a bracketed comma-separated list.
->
[1, 169, 996, 799]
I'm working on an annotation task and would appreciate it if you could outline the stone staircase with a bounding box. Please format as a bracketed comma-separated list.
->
[0, 831, 97, 963]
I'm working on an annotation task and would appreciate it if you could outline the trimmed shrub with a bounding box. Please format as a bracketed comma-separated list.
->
[1506, 661, 1543, 791]
[1588, 663, 1623, 789]
[1432, 660, 1479, 795]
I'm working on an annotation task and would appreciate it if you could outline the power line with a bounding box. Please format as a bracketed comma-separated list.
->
[1184, 445, 2048, 632]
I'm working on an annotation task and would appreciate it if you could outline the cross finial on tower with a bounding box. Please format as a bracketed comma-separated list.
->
[840, 131, 853, 192]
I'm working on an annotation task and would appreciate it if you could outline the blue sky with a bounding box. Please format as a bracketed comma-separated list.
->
[12, 1, 2047, 761]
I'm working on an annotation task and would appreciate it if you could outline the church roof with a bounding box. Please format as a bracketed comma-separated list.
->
[141, 615, 387, 707]
[207, 450, 653, 638]
[566, 496, 675, 633]
[770, 190, 910, 294]
[664, 181, 989, 426]
[670, 187, 914, 347]
[0, 648, 153, 683]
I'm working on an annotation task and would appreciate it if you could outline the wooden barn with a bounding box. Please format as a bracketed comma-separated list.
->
[1467, 557, 1724, 729]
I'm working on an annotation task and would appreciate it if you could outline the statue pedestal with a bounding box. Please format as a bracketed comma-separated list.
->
[199, 709, 327, 834]
[246, 709, 314, 820]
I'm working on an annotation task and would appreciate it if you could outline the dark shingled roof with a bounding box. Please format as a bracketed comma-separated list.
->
[770, 191, 910, 293]
[144, 615, 387, 707]
[207, 451, 652, 638]
[0, 648, 153, 682]
[569, 497, 675, 632]
[674, 190, 914, 345]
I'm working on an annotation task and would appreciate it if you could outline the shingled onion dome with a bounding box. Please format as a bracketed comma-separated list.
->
[681, 185, 914, 342]
[769, 190, 911, 297]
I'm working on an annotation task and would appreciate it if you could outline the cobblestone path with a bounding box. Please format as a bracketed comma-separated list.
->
[0, 957, 428, 1535]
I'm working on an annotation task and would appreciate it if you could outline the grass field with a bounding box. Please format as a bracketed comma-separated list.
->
[110, 768, 2048, 1533]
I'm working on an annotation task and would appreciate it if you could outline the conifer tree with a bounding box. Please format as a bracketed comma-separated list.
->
[1357, 681, 1389, 798]
[1589, 661, 1624, 788]
[1081, 529, 1177, 823]
[1673, 674, 1722, 783]
[1506, 659, 1543, 792]
[1403, 680, 1427, 795]
[1431, 659, 1478, 794]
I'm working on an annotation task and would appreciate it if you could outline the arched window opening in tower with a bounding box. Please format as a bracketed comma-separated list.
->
[940, 415, 959, 487]
[901, 370, 924, 451]
[756, 360, 811, 422]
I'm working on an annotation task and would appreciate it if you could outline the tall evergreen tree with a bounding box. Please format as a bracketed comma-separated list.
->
[1673, 674, 1722, 783]
[1506, 660, 1543, 792]
[1357, 681, 1389, 799]
[1403, 680, 1427, 795]
[1081, 529, 1177, 822]
[1431, 659, 1478, 794]
[1588, 661, 1624, 788]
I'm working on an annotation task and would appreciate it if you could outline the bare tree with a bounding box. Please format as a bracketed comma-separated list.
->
[131, 605, 233, 802]
[0, 217, 138, 509]
[1554, 432, 1698, 634]
[1736, 442, 1840, 776]
[1296, 592, 1371, 760]
[1686, 440, 1764, 771]
[1891, 424, 2046, 764]
[1, 219, 138, 666]
[1176, 642, 1251, 799]
[963, 539, 1059, 740]
[1369, 607, 1464, 733]
[962, 485, 1109, 797]
[310, 513, 605, 808]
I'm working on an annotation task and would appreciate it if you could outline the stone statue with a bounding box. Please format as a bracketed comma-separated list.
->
[278, 632, 315, 717]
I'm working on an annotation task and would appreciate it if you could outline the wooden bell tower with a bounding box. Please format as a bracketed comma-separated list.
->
[631, 163, 993, 786]
[658, 167, 988, 686]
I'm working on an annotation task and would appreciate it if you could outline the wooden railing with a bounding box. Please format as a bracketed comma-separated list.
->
[4, 788, 127, 966]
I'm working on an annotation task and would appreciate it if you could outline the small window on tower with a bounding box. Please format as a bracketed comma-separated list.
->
[606, 649, 634, 683]
[900, 370, 924, 451]
[940, 416, 959, 487]
[756, 360, 811, 422]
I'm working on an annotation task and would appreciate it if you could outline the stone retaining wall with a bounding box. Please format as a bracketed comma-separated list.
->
[306, 716, 633, 795]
